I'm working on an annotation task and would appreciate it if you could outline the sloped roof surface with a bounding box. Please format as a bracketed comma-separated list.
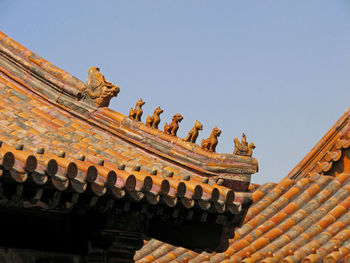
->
[0, 30, 261, 254]
[136, 109, 350, 262]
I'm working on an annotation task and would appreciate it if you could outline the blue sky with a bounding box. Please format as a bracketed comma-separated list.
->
[1, 1, 349, 184]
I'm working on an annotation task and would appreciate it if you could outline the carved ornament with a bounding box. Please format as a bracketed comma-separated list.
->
[129, 99, 145, 121]
[146, 106, 163, 129]
[82, 67, 120, 107]
[164, 113, 183, 136]
[201, 126, 221, 152]
[184, 120, 203, 143]
[234, 133, 255, 157]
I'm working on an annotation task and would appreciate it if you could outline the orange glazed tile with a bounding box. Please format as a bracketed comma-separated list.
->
[245, 207, 259, 220]
[300, 232, 311, 241]
[270, 212, 288, 225]
[283, 187, 300, 200]
[0, 75, 8, 84]
[230, 239, 250, 252]
[265, 228, 284, 241]
[251, 237, 269, 251]
[99, 107, 126, 123]
[336, 173, 349, 184]
[246, 215, 266, 229]
[165, 252, 177, 261]
[340, 196, 350, 209]
[5, 37, 27, 52]
[51, 118, 66, 126]
[279, 218, 297, 232]
[32, 107, 55, 120]
[305, 184, 321, 197]
[9, 95, 21, 103]
[142, 255, 155, 262]
[257, 222, 276, 234]
[5, 81, 27, 95]
[270, 187, 283, 197]
[329, 206, 347, 219]
[28, 128, 41, 136]
[138, 124, 160, 137]
[318, 215, 336, 229]
[276, 179, 293, 190]
[283, 202, 299, 214]
[0, 31, 6, 40]
[252, 190, 264, 203]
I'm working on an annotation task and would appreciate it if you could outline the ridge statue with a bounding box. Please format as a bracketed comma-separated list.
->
[234, 133, 255, 157]
[129, 99, 145, 121]
[146, 106, 163, 129]
[164, 113, 183, 136]
[184, 120, 203, 144]
[201, 126, 221, 153]
[82, 67, 120, 107]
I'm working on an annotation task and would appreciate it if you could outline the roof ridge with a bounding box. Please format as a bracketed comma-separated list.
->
[0, 30, 258, 181]
[0, 31, 85, 96]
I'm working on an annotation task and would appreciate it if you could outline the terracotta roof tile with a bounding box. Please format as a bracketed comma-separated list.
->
[136, 106, 350, 261]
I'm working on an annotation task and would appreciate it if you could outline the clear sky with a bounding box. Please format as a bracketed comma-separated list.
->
[1, 1, 349, 184]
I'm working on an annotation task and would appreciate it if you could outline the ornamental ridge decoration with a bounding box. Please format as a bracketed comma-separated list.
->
[81, 67, 120, 108]
[146, 106, 163, 129]
[234, 133, 256, 157]
[184, 120, 203, 144]
[201, 126, 221, 153]
[164, 113, 183, 136]
[129, 99, 145, 121]
[79, 67, 255, 156]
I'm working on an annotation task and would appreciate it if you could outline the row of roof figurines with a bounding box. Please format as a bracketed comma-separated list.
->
[81, 67, 255, 156]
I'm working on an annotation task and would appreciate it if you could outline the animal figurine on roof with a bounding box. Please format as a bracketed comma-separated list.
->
[82, 67, 120, 107]
[129, 99, 145, 121]
[234, 133, 256, 157]
[184, 120, 203, 143]
[164, 113, 183, 136]
[146, 106, 163, 129]
[201, 126, 221, 152]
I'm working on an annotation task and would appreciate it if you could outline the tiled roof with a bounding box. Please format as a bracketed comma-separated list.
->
[0, 30, 258, 253]
[136, 109, 350, 262]
[0, 30, 256, 212]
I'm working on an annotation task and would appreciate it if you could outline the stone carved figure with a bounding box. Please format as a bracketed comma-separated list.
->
[234, 133, 256, 157]
[146, 106, 163, 129]
[164, 113, 183, 136]
[184, 120, 203, 143]
[129, 99, 145, 121]
[201, 126, 221, 153]
[82, 67, 120, 107]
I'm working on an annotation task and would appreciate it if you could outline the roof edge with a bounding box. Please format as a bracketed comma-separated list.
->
[287, 108, 350, 179]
